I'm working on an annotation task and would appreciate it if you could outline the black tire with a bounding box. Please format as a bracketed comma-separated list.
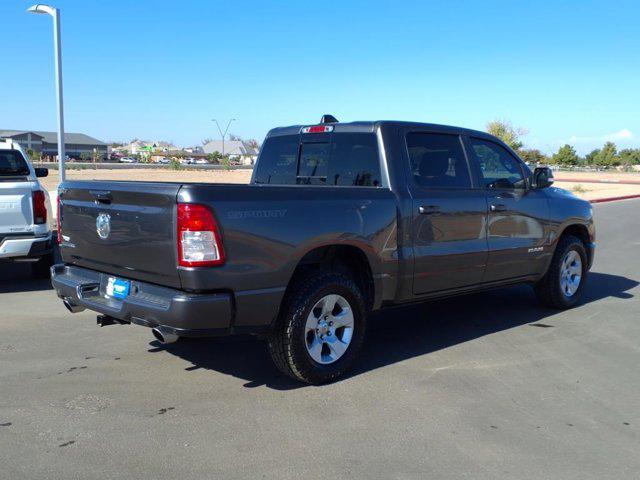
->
[534, 235, 588, 309]
[31, 253, 54, 279]
[267, 271, 367, 385]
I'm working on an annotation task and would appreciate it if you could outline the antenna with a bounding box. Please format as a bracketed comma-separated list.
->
[320, 114, 339, 124]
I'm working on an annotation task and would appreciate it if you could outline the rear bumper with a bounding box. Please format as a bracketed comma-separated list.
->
[0, 233, 52, 259]
[51, 264, 234, 337]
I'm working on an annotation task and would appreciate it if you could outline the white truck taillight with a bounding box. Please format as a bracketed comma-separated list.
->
[177, 203, 225, 267]
[32, 190, 47, 225]
[56, 195, 62, 243]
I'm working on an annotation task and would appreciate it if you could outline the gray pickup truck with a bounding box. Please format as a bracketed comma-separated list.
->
[52, 118, 595, 384]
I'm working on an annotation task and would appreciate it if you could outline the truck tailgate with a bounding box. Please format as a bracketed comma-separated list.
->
[59, 181, 182, 288]
[0, 181, 34, 235]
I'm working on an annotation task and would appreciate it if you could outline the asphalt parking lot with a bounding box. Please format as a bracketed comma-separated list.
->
[1, 199, 639, 480]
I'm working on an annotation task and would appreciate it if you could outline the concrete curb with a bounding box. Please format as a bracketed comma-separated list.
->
[590, 194, 640, 204]
[555, 177, 640, 185]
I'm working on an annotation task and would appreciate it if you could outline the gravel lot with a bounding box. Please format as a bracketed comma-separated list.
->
[1, 199, 639, 480]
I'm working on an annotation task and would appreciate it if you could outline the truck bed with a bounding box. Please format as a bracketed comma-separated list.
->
[58, 180, 398, 327]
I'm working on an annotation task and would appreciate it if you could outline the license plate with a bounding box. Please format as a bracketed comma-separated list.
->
[106, 277, 130, 299]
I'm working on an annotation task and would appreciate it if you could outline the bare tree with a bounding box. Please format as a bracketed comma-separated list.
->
[246, 139, 260, 150]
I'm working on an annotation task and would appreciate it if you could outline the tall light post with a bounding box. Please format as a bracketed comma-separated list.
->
[27, 4, 66, 183]
[211, 118, 236, 156]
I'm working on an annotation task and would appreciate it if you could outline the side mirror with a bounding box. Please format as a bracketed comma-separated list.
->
[532, 167, 553, 189]
[34, 167, 49, 178]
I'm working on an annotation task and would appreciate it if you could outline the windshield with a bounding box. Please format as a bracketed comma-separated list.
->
[0, 150, 30, 177]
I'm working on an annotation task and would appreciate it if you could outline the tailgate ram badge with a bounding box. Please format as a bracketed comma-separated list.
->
[96, 213, 111, 240]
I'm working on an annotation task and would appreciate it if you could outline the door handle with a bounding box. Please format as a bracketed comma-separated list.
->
[90, 190, 112, 204]
[490, 203, 507, 212]
[419, 205, 440, 214]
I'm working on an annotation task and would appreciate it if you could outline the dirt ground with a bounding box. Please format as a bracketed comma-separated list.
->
[40, 168, 252, 193]
[40, 168, 640, 202]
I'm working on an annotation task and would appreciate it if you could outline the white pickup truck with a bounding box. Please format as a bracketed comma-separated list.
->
[0, 139, 53, 277]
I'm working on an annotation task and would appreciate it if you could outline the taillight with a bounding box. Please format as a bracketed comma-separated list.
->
[56, 195, 62, 244]
[32, 190, 47, 225]
[177, 203, 225, 267]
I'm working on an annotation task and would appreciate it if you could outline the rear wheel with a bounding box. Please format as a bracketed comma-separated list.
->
[534, 235, 588, 309]
[267, 271, 367, 384]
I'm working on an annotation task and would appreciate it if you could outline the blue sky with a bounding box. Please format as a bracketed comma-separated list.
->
[1, 0, 638, 154]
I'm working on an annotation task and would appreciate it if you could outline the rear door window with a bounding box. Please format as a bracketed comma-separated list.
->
[406, 133, 472, 188]
[0, 150, 30, 177]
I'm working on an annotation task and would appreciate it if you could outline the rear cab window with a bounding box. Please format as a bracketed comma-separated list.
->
[253, 131, 382, 187]
[0, 150, 30, 179]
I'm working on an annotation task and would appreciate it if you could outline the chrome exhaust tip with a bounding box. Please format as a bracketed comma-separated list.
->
[152, 327, 179, 345]
[63, 298, 85, 313]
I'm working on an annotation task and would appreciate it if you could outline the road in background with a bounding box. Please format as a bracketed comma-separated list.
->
[1, 200, 639, 480]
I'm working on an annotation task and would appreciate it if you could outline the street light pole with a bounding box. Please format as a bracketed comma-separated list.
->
[211, 118, 236, 157]
[27, 4, 66, 183]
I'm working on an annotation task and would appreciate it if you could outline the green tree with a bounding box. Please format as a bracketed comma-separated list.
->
[618, 148, 640, 166]
[551, 144, 580, 167]
[485, 120, 528, 152]
[584, 149, 599, 165]
[26, 149, 41, 163]
[592, 142, 619, 166]
[206, 152, 222, 164]
[519, 148, 548, 165]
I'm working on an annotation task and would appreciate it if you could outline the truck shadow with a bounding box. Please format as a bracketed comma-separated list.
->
[150, 271, 637, 390]
[0, 261, 53, 293]
[0, 242, 59, 294]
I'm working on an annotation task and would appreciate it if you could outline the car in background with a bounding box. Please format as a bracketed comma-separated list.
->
[120, 157, 137, 164]
[0, 139, 53, 277]
[195, 158, 208, 164]
[157, 157, 170, 164]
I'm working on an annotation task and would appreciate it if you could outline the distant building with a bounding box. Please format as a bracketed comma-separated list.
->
[184, 146, 204, 154]
[203, 140, 259, 165]
[120, 140, 179, 155]
[0, 129, 108, 160]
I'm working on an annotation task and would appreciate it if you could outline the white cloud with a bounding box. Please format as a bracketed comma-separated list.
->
[548, 129, 635, 155]
[566, 129, 633, 144]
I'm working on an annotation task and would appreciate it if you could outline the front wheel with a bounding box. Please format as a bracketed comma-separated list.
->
[534, 235, 588, 309]
[267, 271, 367, 384]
